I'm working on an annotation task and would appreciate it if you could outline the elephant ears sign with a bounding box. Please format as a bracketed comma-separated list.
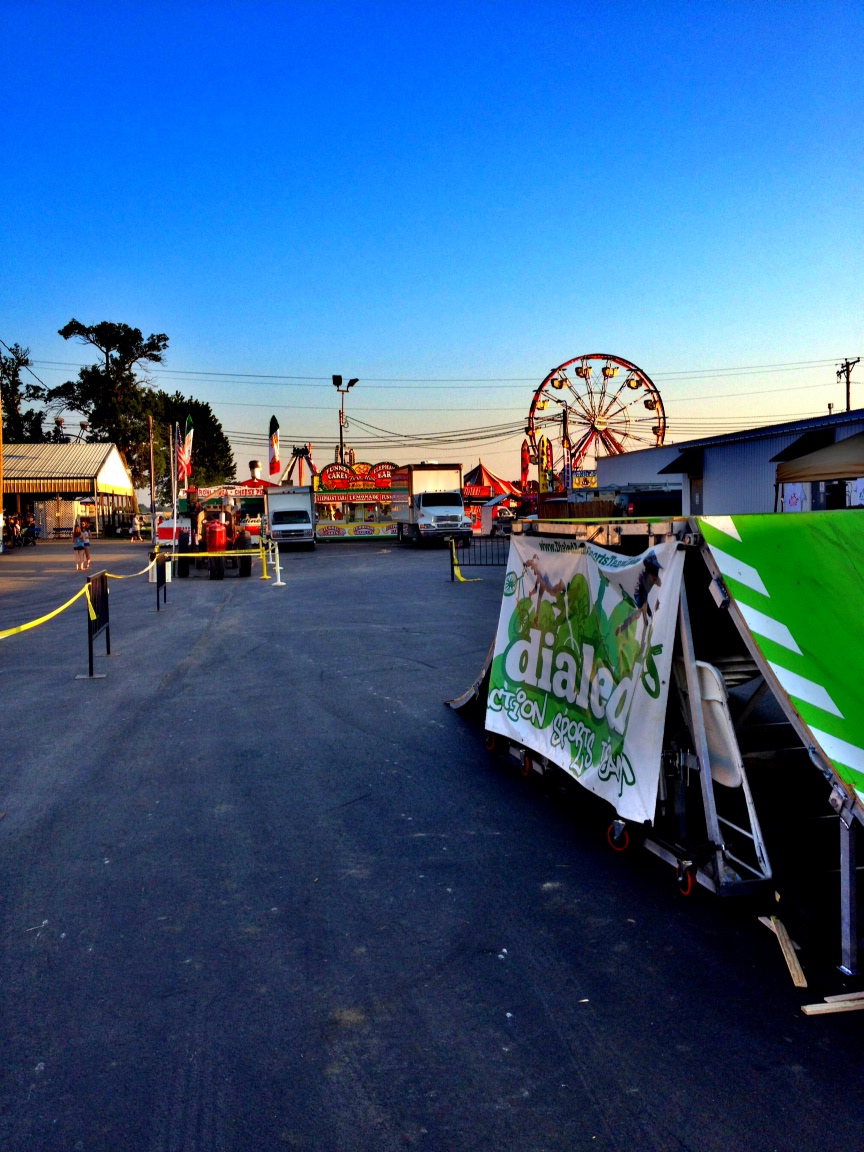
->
[486, 535, 684, 823]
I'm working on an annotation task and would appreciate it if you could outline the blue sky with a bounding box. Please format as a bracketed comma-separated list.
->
[2, 0, 862, 477]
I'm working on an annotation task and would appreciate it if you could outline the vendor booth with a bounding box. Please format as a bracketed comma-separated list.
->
[776, 431, 864, 512]
[182, 462, 275, 544]
[314, 461, 398, 538]
[184, 479, 272, 540]
[451, 511, 864, 980]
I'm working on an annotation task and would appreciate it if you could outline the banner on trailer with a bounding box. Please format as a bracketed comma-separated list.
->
[486, 534, 684, 823]
[315, 522, 398, 538]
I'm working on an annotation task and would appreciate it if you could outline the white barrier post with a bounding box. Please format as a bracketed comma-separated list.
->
[272, 540, 285, 587]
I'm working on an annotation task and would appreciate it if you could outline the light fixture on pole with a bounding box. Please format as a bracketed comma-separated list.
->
[332, 375, 359, 465]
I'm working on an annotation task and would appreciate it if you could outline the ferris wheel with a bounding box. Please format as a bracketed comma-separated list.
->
[526, 353, 666, 486]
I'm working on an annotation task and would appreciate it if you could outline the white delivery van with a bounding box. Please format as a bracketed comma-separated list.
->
[264, 486, 316, 551]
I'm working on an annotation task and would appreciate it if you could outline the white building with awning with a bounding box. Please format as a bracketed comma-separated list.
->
[2, 442, 136, 537]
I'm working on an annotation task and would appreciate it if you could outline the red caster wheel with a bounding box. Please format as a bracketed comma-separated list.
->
[677, 865, 695, 896]
[606, 821, 630, 853]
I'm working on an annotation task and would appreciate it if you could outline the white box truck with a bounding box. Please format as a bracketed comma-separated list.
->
[264, 486, 316, 551]
[391, 463, 473, 545]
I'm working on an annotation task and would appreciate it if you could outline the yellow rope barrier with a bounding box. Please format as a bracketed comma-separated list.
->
[105, 555, 160, 580]
[83, 583, 97, 621]
[450, 539, 482, 583]
[0, 540, 273, 643]
[0, 583, 92, 641]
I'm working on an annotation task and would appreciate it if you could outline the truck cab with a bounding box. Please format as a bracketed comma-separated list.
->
[391, 464, 473, 545]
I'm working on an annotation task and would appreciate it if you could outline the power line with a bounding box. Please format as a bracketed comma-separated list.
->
[29, 355, 855, 388]
[19, 350, 857, 462]
[194, 375, 844, 414]
[224, 405, 833, 451]
[0, 339, 50, 391]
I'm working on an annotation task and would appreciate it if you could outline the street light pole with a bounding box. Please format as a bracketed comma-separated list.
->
[332, 375, 359, 465]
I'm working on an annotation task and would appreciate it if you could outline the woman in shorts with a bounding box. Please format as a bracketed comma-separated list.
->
[73, 520, 84, 570]
[79, 520, 91, 570]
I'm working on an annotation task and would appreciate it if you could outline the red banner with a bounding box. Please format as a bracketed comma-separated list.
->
[317, 461, 397, 498]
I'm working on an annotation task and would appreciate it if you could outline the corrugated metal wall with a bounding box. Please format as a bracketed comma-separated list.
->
[596, 416, 864, 516]
[703, 438, 779, 514]
[596, 443, 684, 487]
[704, 422, 864, 514]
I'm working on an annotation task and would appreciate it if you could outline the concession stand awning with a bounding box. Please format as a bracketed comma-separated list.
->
[776, 432, 864, 484]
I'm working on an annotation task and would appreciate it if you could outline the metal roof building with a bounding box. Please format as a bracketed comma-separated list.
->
[596, 408, 864, 516]
[2, 442, 136, 536]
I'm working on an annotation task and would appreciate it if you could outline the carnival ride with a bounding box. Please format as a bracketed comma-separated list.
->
[282, 444, 318, 485]
[526, 354, 666, 487]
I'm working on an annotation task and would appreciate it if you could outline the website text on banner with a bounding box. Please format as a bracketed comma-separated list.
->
[485, 535, 684, 824]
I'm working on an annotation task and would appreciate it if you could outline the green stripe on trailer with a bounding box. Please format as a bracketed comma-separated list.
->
[699, 512, 864, 800]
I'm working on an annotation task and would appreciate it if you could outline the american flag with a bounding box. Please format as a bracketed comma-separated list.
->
[177, 417, 194, 484]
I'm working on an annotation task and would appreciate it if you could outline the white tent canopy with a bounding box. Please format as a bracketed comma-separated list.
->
[776, 432, 864, 484]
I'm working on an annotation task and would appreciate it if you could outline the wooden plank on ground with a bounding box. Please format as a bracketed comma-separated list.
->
[801, 999, 864, 1016]
[758, 915, 800, 951]
[823, 990, 864, 1003]
[770, 916, 808, 988]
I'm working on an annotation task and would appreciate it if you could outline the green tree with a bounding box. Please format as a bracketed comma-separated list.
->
[0, 343, 49, 441]
[45, 319, 235, 494]
[150, 391, 236, 501]
[48, 320, 169, 485]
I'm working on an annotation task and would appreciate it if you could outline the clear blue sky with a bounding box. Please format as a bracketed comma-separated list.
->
[2, 0, 862, 477]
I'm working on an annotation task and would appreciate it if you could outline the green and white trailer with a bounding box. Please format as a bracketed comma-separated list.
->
[451, 511, 864, 976]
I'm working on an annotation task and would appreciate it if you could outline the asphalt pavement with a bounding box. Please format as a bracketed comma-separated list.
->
[0, 539, 863, 1151]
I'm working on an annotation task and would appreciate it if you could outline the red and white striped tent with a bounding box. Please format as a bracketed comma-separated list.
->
[462, 461, 522, 502]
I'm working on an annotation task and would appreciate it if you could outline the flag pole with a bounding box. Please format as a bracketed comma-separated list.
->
[171, 422, 178, 549]
[148, 414, 157, 546]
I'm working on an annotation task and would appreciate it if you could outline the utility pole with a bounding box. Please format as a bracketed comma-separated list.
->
[837, 358, 860, 413]
[148, 414, 157, 544]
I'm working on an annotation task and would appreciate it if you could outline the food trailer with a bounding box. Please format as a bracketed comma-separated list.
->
[451, 512, 864, 978]
[314, 461, 399, 539]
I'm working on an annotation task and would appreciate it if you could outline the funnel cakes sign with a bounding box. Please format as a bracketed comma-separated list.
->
[316, 462, 397, 504]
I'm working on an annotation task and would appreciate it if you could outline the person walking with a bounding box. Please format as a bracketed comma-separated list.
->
[79, 520, 92, 571]
[73, 519, 84, 570]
